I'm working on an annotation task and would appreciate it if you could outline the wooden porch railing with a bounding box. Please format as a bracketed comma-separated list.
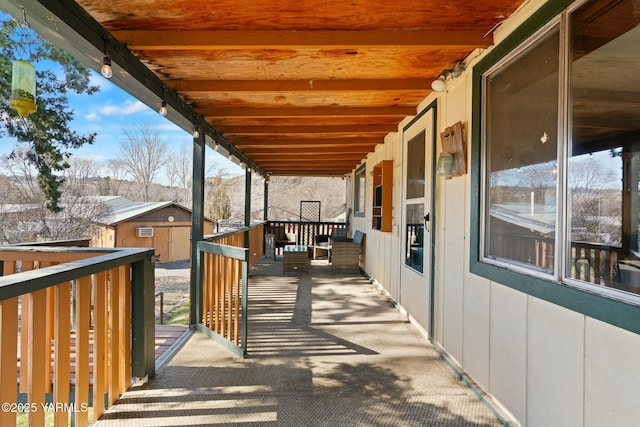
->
[196, 223, 264, 356]
[0, 246, 155, 427]
[266, 220, 347, 247]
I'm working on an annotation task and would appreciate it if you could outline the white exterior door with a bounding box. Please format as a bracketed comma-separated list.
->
[399, 108, 434, 333]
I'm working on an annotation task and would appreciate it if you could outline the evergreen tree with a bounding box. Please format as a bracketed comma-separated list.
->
[0, 14, 99, 212]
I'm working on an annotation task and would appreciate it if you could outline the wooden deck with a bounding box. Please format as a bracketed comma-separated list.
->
[16, 324, 187, 386]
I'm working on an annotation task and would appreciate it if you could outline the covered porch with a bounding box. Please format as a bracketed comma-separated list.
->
[95, 258, 504, 426]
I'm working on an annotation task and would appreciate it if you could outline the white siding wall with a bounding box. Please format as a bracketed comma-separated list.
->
[353, 1, 640, 426]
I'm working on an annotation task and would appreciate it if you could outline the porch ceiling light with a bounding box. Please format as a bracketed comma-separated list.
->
[100, 38, 112, 79]
[101, 56, 112, 79]
[158, 100, 167, 116]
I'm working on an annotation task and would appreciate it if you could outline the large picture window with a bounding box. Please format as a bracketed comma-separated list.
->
[481, 0, 640, 295]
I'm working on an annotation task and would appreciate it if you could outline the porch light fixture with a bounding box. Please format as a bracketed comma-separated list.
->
[436, 152, 454, 178]
[431, 72, 448, 92]
[100, 38, 112, 78]
[158, 100, 167, 116]
[431, 60, 466, 93]
[214, 142, 220, 150]
[192, 127, 200, 138]
[101, 56, 112, 79]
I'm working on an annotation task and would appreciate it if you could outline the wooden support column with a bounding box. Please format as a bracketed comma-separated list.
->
[245, 169, 252, 226]
[245, 169, 252, 247]
[190, 132, 206, 326]
[263, 179, 269, 221]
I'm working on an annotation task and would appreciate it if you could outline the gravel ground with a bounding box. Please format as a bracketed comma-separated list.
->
[154, 261, 190, 324]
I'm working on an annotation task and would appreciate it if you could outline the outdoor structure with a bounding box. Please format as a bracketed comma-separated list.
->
[2, 0, 640, 426]
[90, 200, 215, 262]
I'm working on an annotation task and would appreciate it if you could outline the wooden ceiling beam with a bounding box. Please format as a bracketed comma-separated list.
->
[243, 145, 375, 154]
[168, 79, 429, 92]
[113, 30, 492, 50]
[220, 124, 397, 134]
[233, 138, 382, 148]
[199, 106, 414, 118]
[251, 153, 366, 161]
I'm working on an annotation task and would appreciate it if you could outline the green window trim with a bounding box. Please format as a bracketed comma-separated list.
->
[470, 0, 640, 335]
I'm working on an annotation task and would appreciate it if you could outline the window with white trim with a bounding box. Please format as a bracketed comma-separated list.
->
[481, 0, 640, 295]
[354, 164, 366, 216]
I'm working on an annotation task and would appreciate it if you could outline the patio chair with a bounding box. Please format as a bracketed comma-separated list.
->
[331, 230, 364, 273]
[310, 234, 331, 260]
[269, 226, 296, 255]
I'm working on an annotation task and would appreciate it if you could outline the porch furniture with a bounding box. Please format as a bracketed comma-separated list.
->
[269, 226, 296, 255]
[310, 234, 331, 259]
[265, 233, 276, 260]
[283, 245, 309, 273]
[331, 230, 364, 272]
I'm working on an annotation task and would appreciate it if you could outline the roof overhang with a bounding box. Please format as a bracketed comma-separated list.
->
[4, 0, 526, 177]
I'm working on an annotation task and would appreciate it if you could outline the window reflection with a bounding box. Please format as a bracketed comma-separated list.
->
[484, 28, 559, 273]
[568, 0, 640, 292]
[405, 204, 424, 273]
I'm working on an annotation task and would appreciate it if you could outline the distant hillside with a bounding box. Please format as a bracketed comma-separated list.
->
[224, 175, 347, 222]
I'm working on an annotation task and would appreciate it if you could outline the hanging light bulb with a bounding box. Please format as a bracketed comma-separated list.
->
[158, 100, 167, 116]
[10, 60, 37, 117]
[100, 38, 113, 78]
[192, 127, 200, 138]
[101, 55, 112, 79]
[214, 142, 220, 151]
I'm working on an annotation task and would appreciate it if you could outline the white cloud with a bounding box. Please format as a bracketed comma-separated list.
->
[85, 112, 100, 121]
[100, 100, 148, 116]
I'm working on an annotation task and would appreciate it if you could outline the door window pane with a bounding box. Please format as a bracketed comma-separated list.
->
[406, 132, 425, 199]
[405, 203, 424, 273]
[484, 27, 560, 273]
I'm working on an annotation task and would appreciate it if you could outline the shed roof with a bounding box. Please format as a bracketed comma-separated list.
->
[101, 201, 180, 225]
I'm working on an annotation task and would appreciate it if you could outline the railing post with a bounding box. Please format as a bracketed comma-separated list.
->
[191, 132, 205, 326]
[131, 255, 155, 381]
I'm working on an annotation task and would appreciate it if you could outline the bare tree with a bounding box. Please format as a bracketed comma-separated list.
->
[166, 143, 192, 206]
[116, 123, 169, 201]
[205, 168, 232, 220]
[0, 151, 108, 243]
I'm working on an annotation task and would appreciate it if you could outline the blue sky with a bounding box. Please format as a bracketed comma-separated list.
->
[66, 72, 244, 178]
[0, 8, 244, 182]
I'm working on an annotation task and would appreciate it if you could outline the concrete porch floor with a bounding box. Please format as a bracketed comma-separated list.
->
[96, 258, 505, 426]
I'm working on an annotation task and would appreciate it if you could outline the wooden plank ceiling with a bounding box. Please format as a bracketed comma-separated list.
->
[77, 0, 525, 176]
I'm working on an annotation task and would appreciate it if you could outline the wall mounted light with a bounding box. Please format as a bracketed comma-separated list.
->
[431, 72, 448, 92]
[192, 127, 200, 138]
[158, 100, 167, 116]
[436, 152, 454, 178]
[431, 60, 466, 93]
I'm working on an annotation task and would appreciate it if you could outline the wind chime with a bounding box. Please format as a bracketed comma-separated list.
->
[10, 10, 37, 117]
